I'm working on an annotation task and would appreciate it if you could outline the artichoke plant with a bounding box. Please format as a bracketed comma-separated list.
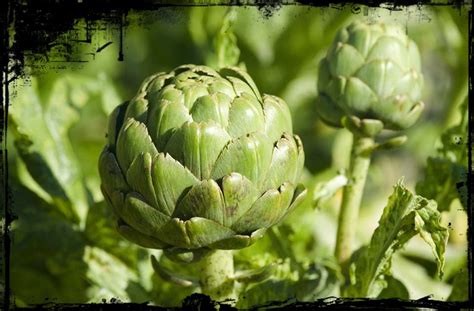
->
[316, 21, 424, 133]
[315, 21, 426, 268]
[98, 64, 306, 263]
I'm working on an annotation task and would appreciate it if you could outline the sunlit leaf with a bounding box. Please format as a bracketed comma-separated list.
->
[345, 181, 448, 297]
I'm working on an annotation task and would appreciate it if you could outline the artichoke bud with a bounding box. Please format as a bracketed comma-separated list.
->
[98, 64, 307, 261]
[316, 21, 424, 134]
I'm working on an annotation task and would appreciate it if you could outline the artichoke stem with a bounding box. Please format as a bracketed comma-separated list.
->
[335, 135, 373, 267]
[199, 249, 236, 302]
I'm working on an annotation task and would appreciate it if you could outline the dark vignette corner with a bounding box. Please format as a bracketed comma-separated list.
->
[1, 0, 473, 310]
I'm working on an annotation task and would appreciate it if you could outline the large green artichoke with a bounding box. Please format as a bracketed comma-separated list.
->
[99, 64, 306, 262]
[316, 21, 424, 132]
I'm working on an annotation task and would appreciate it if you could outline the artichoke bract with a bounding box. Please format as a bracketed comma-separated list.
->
[316, 21, 424, 132]
[99, 64, 306, 262]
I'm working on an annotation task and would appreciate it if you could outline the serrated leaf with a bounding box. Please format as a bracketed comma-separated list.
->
[345, 180, 448, 297]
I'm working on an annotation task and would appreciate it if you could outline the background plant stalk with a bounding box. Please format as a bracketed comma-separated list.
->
[335, 135, 374, 265]
[199, 250, 236, 302]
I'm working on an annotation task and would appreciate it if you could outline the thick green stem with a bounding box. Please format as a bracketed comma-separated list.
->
[335, 135, 373, 266]
[199, 250, 236, 302]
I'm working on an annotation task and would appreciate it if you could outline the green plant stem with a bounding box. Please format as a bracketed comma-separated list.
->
[199, 249, 236, 302]
[335, 135, 374, 266]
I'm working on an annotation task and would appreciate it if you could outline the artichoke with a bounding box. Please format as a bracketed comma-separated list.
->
[316, 21, 424, 132]
[99, 64, 306, 262]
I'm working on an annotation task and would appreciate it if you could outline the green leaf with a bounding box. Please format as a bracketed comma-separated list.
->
[237, 259, 297, 309]
[312, 174, 347, 209]
[10, 180, 89, 304]
[84, 200, 144, 266]
[149, 254, 198, 307]
[9, 78, 86, 224]
[151, 255, 197, 287]
[447, 268, 469, 301]
[295, 261, 341, 300]
[10, 160, 151, 305]
[377, 276, 410, 299]
[10, 75, 121, 226]
[416, 100, 468, 211]
[416, 158, 467, 212]
[345, 180, 448, 297]
[233, 264, 275, 284]
[209, 9, 240, 69]
[84, 246, 149, 302]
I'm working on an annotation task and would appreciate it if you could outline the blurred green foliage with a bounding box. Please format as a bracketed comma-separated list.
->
[7, 4, 469, 307]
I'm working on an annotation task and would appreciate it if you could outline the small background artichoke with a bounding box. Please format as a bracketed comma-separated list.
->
[99, 64, 306, 262]
[316, 21, 424, 131]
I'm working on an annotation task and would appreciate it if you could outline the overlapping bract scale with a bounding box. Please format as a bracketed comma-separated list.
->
[317, 21, 424, 131]
[98, 64, 306, 259]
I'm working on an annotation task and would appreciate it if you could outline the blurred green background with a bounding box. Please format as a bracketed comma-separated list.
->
[6, 5, 469, 307]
